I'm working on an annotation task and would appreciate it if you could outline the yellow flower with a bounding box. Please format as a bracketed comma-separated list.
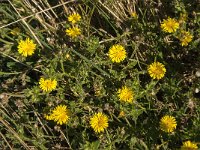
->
[148, 62, 166, 80]
[118, 86, 134, 103]
[11, 27, 21, 35]
[181, 141, 198, 150]
[39, 78, 57, 92]
[17, 38, 36, 57]
[131, 12, 138, 19]
[90, 112, 108, 133]
[179, 31, 193, 46]
[118, 111, 125, 117]
[68, 13, 81, 24]
[45, 105, 70, 125]
[160, 115, 177, 133]
[161, 17, 179, 33]
[108, 44, 127, 63]
[65, 53, 70, 59]
[66, 27, 81, 38]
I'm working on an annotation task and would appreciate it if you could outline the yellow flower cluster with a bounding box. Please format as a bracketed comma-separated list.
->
[161, 15, 193, 46]
[39, 77, 57, 92]
[118, 86, 134, 103]
[17, 38, 36, 57]
[45, 105, 70, 125]
[161, 17, 179, 33]
[68, 13, 81, 24]
[66, 13, 81, 38]
[131, 12, 138, 19]
[179, 30, 193, 46]
[160, 115, 177, 133]
[181, 141, 198, 150]
[90, 112, 108, 133]
[118, 111, 125, 118]
[66, 27, 81, 38]
[15, 9, 197, 150]
[148, 62, 166, 80]
[45, 108, 109, 133]
[108, 44, 127, 63]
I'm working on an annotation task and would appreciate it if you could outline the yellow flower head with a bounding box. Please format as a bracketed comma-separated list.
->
[17, 38, 36, 57]
[148, 62, 166, 80]
[108, 44, 127, 63]
[181, 141, 198, 150]
[161, 17, 179, 33]
[131, 12, 138, 19]
[68, 13, 81, 24]
[160, 115, 177, 133]
[45, 105, 70, 125]
[118, 86, 134, 103]
[90, 112, 108, 133]
[66, 27, 81, 38]
[179, 31, 193, 46]
[39, 78, 57, 92]
[118, 111, 125, 117]
[11, 27, 21, 36]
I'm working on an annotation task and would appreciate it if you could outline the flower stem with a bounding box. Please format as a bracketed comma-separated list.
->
[106, 129, 112, 149]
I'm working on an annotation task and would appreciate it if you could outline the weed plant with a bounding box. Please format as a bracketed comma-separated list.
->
[0, 0, 200, 149]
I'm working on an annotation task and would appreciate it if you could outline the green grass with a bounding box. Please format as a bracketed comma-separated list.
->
[0, 0, 200, 149]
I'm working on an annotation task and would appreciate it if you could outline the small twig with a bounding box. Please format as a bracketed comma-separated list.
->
[3, 93, 25, 98]
[0, 117, 31, 150]
[124, 117, 132, 127]
[8, 0, 43, 47]
[59, 129, 72, 149]
[34, 111, 49, 135]
[0, 71, 22, 75]
[0, 0, 77, 29]
[32, 0, 51, 19]
[0, 51, 42, 73]
[0, 131, 13, 150]
[99, 38, 116, 44]
[45, 0, 58, 18]
[98, 0, 122, 22]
